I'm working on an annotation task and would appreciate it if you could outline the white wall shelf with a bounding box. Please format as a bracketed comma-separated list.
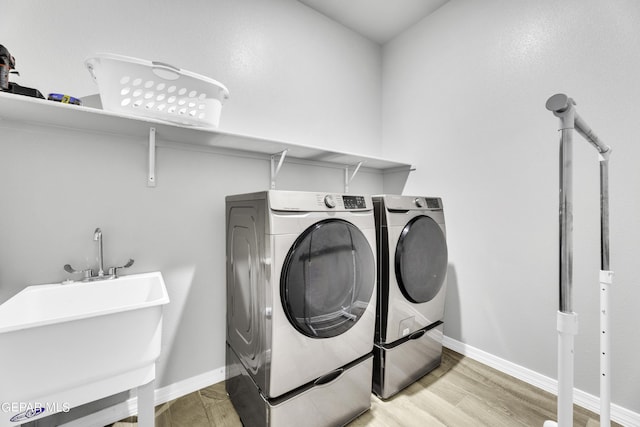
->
[0, 92, 413, 189]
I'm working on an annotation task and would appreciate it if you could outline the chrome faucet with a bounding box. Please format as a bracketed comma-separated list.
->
[94, 228, 105, 277]
[64, 227, 134, 282]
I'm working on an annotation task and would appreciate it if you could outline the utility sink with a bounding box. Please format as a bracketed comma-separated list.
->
[0, 272, 169, 426]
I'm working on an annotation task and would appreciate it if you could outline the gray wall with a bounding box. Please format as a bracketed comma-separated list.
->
[382, 0, 640, 413]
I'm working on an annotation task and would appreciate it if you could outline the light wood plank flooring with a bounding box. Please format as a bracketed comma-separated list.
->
[110, 348, 620, 427]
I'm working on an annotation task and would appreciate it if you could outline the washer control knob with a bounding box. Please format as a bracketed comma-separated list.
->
[324, 195, 336, 208]
[414, 197, 424, 208]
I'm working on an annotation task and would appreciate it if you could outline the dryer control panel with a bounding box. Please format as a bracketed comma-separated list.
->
[268, 190, 372, 212]
[378, 195, 443, 211]
[424, 198, 441, 209]
[315, 193, 369, 211]
[342, 195, 367, 209]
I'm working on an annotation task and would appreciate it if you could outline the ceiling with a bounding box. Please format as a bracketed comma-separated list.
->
[298, 0, 450, 44]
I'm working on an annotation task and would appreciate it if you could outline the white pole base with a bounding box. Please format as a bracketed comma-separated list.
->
[600, 269, 614, 427]
[545, 311, 578, 427]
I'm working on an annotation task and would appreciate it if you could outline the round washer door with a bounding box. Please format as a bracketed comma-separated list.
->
[281, 219, 375, 339]
[395, 215, 448, 303]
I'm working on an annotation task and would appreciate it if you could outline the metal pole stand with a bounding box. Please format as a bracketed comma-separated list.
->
[545, 93, 613, 427]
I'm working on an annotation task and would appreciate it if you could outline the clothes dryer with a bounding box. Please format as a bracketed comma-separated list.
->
[225, 190, 377, 427]
[372, 194, 448, 399]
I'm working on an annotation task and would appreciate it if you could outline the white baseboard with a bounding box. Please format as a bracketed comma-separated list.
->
[442, 336, 640, 427]
[60, 367, 226, 427]
[154, 367, 226, 405]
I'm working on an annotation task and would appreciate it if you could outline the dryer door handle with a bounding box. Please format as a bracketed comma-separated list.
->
[314, 368, 344, 386]
[409, 330, 426, 340]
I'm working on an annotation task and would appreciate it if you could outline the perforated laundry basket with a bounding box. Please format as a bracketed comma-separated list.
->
[85, 53, 229, 127]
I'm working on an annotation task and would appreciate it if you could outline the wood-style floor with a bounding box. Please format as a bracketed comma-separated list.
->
[110, 348, 619, 427]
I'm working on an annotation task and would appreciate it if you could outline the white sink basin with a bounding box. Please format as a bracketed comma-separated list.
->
[0, 272, 169, 426]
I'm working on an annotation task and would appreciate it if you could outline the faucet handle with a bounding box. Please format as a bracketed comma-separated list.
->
[107, 259, 135, 277]
[63, 264, 93, 280]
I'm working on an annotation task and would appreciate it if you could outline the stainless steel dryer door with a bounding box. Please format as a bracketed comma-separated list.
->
[395, 215, 448, 303]
[280, 219, 375, 338]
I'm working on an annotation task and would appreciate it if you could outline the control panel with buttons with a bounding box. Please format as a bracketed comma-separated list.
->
[342, 195, 367, 209]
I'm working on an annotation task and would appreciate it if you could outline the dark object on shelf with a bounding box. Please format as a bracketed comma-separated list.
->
[1, 44, 45, 99]
[0, 44, 15, 91]
[6, 82, 45, 99]
[48, 93, 82, 105]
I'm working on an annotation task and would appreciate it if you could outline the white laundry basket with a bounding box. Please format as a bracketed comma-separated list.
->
[85, 53, 229, 127]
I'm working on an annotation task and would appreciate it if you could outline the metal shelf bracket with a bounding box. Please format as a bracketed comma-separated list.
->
[270, 149, 288, 189]
[148, 127, 157, 187]
[344, 161, 364, 193]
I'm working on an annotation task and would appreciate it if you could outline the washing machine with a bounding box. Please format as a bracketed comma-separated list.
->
[372, 194, 448, 399]
[225, 190, 377, 427]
